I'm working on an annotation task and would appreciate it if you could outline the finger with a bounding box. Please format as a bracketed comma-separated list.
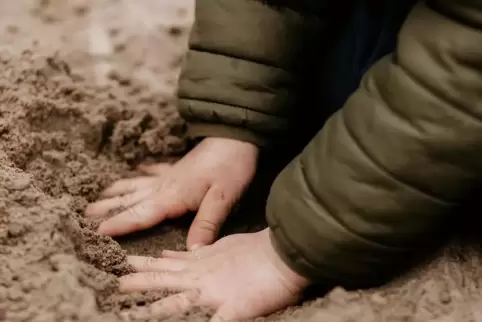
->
[149, 290, 200, 316]
[128, 255, 188, 272]
[97, 187, 188, 236]
[96, 200, 159, 236]
[161, 246, 211, 260]
[187, 187, 234, 250]
[85, 189, 150, 217]
[121, 290, 200, 320]
[100, 177, 155, 198]
[161, 250, 193, 260]
[119, 271, 195, 293]
[137, 162, 172, 176]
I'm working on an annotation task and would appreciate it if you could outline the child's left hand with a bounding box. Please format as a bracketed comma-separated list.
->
[119, 228, 310, 321]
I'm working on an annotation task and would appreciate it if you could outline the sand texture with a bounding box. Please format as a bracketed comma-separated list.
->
[2, 1, 482, 321]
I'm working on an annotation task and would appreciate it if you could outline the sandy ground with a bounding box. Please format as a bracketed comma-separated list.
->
[2, 0, 482, 321]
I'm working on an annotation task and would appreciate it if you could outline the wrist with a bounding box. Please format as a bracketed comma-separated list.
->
[202, 137, 260, 158]
[259, 229, 311, 292]
[186, 122, 269, 147]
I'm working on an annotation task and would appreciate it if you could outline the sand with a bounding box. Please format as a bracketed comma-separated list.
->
[2, 0, 482, 321]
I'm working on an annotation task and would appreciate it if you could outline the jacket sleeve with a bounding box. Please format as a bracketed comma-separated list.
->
[177, 0, 323, 146]
[267, 0, 482, 286]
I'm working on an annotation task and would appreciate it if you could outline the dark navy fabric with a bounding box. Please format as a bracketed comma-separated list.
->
[319, 1, 418, 115]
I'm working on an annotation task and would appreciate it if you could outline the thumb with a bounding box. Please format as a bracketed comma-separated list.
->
[187, 187, 233, 250]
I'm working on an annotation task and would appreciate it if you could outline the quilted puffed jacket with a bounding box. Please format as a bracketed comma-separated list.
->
[178, 0, 482, 286]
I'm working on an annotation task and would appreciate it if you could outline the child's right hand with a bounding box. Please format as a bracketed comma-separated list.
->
[85, 137, 259, 249]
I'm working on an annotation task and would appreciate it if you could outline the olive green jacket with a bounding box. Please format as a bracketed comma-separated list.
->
[178, 0, 482, 286]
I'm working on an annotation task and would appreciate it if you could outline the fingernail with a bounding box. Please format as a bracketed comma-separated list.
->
[84, 204, 94, 216]
[96, 223, 108, 236]
[189, 244, 204, 251]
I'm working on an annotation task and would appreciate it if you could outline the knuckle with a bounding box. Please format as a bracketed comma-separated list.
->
[211, 186, 237, 208]
[195, 219, 219, 233]
[163, 176, 178, 189]
[127, 205, 142, 221]
[212, 188, 227, 202]
[174, 293, 192, 310]
[119, 194, 132, 208]
[190, 248, 201, 260]
[126, 180, 137, 191]
[127, 204, 149, 230]
[142, 256, 157, 270]
[184, 271, 201, 284]
[148, 180, 162, 194]
[145, 271, 165, 285]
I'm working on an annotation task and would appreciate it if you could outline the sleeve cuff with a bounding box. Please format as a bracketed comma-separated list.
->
[268, 216, 333, 284]
[186, 122, 269, 147]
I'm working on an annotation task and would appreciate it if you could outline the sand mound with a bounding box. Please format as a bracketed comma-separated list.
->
[0, 51, 190, 321]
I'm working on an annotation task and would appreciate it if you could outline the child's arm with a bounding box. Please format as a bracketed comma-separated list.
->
[177, 0, 323, 146]
[267, 0, 482, 286]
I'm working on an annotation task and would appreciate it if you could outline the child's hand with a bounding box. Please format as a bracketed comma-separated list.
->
[119, 229, 310, 321]
[85, 137, 259, 249]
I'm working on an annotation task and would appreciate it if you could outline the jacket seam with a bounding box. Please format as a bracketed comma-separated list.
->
[298, 157, 407, 251]
[340, 106, 456, 206]
[399, 50, 482, 124]
[189, 47, 290, 72]
[179, 97, 289, 121]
